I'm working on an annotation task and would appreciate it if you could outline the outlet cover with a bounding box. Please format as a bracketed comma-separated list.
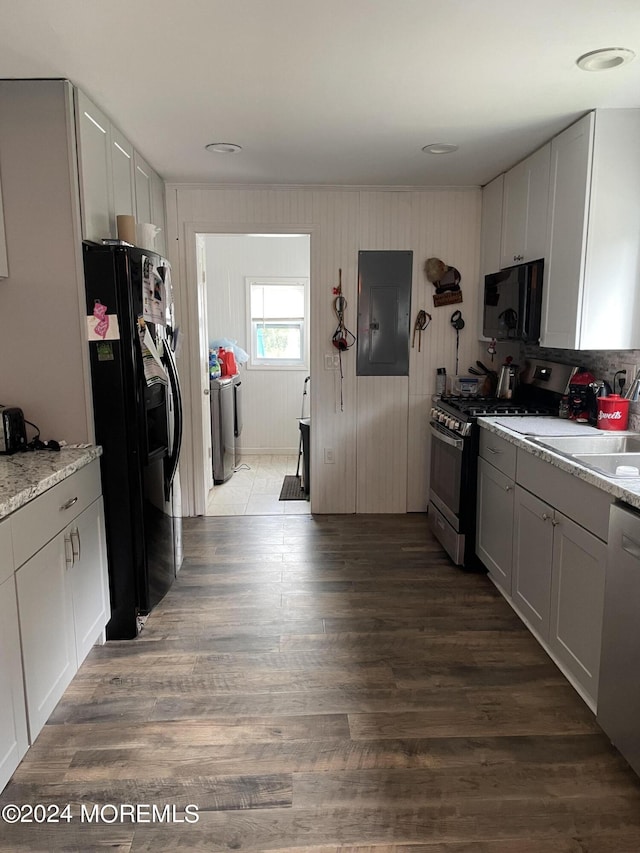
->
[323, 447, 335, 464]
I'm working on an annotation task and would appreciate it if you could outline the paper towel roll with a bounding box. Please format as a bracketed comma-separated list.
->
[116, 215, 136, 244]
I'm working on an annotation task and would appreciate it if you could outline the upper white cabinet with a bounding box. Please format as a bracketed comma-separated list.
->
[75, 89, 113, 243]
[150, 169, 167, 257]
[110, 124, 136, 234]
[134, 151, 153, 225]
[75, 87, 166, 251]
[500, 143, 550, 268]
[478, 174, 504, 339]
[541, 109, 640, 350]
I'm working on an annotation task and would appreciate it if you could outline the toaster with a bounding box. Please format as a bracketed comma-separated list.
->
[0, 406, 27, 454]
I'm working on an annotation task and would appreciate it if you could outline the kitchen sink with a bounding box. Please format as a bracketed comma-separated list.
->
[532, 435, 640, 455]
[572, 453, 640, 478]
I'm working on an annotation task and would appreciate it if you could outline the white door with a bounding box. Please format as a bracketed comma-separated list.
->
[197, 235, 214, 495]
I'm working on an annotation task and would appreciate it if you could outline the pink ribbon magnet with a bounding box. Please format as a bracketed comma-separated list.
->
[93, 300, 110, 339]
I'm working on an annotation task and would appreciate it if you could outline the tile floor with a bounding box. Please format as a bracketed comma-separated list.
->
[205, 454, 311, 516]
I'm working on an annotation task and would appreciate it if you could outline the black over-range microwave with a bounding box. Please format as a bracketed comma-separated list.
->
[483, 258, 544, 342]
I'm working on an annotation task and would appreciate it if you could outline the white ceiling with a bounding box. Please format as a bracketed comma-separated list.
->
[1, 0, 639, 187]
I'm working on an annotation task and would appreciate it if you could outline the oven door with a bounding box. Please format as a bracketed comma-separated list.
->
[429, 421, 464, 530]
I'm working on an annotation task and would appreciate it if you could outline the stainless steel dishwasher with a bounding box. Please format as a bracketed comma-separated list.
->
[597, 501, 640, 776]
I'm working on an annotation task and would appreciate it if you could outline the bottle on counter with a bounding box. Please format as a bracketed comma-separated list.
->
[558, 395, 570, 418]
[436, 367, 447, 396]
[209, 350, 221, 380]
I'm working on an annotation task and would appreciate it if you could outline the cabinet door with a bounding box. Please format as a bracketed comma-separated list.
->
[15, 535, 77, 741]
[75, 89, 113, 242]
[150, 169, 167, 257]
[501, 159, 529, 267]
[0, 575, 28, 791]
[134, 151, 153, 225]
[476, 458, 514, 594]
[549, 513, 606, 705]
[479, 174, 503, 338]
[68, 498, 109, 665]
[501, 144, 550, 268]
[110, 125, 136, 234]
[512, 486, 554, 640]
[540, 113, 594, 349]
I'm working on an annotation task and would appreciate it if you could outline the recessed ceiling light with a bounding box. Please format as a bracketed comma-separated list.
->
[422, 143, 459, 155]
[205, 142, 242, 153]
[576, 47, 635, 71]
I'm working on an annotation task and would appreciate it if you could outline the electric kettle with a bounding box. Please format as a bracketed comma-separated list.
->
[496, 357, 519, 400]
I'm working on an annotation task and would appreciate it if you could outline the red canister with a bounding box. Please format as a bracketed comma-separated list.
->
[596, 394, 630, 430]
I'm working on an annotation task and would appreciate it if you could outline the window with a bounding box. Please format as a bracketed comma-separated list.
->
[247, 277, 309, 369]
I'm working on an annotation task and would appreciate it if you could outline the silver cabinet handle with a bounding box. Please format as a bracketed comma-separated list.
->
[60, 496, 78, 511]
[204, 388, 210, 395]
[64, 534, 74, 568]
[551, 518, 559, 527]
[542, 512, 550, 521]
[487, 447, 502, 455]
[70, 528, 81, 562]
[505, 485, 512, 492]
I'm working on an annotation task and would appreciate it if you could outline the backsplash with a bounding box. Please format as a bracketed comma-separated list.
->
[523, 345, 640, 431]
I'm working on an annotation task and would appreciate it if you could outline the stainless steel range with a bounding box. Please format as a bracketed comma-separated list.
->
[428, 358, 577, 570]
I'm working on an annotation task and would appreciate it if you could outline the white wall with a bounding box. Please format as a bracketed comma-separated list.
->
[204, 234, 310, 454]
[166, 185, 485, 515]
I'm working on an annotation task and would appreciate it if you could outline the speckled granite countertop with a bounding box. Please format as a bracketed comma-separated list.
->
[0, 447, 102, 521]
[479, 419, 640, 511]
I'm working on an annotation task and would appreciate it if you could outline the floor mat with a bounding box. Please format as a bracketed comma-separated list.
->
[279, 475, 308, 501]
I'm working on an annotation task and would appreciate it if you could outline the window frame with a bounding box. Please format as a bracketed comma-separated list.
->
[246, 276, 310, 370]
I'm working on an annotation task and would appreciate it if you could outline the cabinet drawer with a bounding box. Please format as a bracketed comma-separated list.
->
[479, 429, 517, 479]
[0, 517, 13, 586]
[517, 451, 612, 541]
[11, 460, 101, 568]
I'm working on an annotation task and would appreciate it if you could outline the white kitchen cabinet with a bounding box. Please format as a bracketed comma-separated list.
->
[75, 89, 113, 243]
[478, 174, 503, 338]
[477, 457, 515, 594]
[110, 124, 136, 234]
[512, 485, 554, 640]
[11, 459, 109, 742]
[500, 143, 550, 268]
[150, 169, 167, 257]
[68, 498, 109, 664]
[549, 513, 606, 705]
[134, 150, 153, 226]
[0, 514, 29, 792]
[541, 109, 640, 350]
[15, 532, 78, 740]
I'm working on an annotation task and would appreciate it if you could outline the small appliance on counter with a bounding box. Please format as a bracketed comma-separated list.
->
[496, 356, 519, 400]
[0, 405, 27, 454]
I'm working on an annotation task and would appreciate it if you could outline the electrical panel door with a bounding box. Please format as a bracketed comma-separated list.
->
[357, 251, 412, 376]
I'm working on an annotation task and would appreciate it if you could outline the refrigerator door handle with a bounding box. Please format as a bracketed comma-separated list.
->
[162, 341, 183, 501]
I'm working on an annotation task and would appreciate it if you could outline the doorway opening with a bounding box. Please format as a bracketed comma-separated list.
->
[199, 233, 311, 516]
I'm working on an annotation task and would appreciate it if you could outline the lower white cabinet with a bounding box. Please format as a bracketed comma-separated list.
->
[68, 498, 109, 664]
[512, 482, 607, 707]
[512, 486, 555, 640]
[549, 513, 606, 704]
[0, 575, 29, 792]
[16, 533, 78, 740]
[476, 457, 514, 593]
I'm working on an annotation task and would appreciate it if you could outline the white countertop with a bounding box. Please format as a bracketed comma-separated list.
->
[0, 446, 102, 521]
[479, 418, 640, 511]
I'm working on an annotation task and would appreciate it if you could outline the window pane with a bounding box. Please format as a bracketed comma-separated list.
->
[252, 284, 304, 319]
[255, 324, 301, 360]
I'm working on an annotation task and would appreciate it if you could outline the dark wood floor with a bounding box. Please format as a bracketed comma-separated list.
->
[2, 513, 640, 852]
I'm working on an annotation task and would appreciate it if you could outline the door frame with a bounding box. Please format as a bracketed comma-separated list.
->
[179, 222, 315, 516]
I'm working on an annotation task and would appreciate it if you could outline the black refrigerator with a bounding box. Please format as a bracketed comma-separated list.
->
[83, 243, 183, 639]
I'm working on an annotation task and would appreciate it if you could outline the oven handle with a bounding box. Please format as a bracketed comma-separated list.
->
[430, 422, 464, 450]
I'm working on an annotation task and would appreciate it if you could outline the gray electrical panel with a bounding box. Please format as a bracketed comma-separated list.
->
[356, 250, 412, 376]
